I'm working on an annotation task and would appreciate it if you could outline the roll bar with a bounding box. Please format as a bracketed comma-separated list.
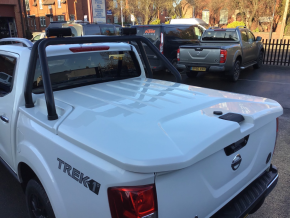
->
[24, 35, 182, 120]
[0, 38, 33, 47]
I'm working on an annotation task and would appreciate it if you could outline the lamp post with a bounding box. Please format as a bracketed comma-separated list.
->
[121, 0, 124, 26]
[269, 0, 277, 41]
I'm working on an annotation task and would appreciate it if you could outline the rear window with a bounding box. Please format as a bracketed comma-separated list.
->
[136, 27, 160, 43]
[164, 26, 201, 41]
[33, 50, 141, 93]
[202, 30, 238, 41]
[62, 24, 83, 37]
[84, 25, 101, 35]
[100, 26, 115, 35]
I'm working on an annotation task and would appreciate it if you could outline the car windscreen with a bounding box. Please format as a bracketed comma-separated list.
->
[33, 50, 141, 93]
[100, 26, 115, 35]
[136, 27, 160, 43]
[202, 30, 238, 41]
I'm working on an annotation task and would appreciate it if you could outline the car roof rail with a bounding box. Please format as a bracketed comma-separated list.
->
[0, 38, 33, 47]
[208, 26, 222, 29]
[236, 26, 247, 29]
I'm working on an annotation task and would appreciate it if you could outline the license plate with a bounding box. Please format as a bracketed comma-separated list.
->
[191, 67, 206, 71]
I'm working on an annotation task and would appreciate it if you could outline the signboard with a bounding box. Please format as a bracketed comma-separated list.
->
[131, 14, 135, 22]
[259, 17, 273, 23]
[107, 10, 112, 15]
[92, 0, 106, 23]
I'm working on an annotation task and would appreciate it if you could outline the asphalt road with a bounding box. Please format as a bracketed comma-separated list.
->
[0, 65, 289, 218]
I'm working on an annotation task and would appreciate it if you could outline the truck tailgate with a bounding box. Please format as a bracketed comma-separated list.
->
[179, 46, 221, 64]
[155, 118, 278, 218]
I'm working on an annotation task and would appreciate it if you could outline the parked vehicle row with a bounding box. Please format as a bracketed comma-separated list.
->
[0, 27, 282, 218]
[31, 21, 122, 42]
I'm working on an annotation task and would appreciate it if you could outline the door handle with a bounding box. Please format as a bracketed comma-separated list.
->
[0, 115, 9, 123]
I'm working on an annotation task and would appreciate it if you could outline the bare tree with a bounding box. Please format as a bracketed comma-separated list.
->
[108, 0, 173, 25]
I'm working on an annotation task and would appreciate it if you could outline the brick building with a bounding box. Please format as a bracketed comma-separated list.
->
[0, 0, 26, 38]
[26, 0, 89, 33]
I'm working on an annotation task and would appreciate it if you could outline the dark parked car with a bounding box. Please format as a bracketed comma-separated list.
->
[132, 24, 204, 71]
[47, 21, 121, 36]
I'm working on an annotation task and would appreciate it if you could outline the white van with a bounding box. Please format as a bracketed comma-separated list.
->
[170, 18, 209, 30]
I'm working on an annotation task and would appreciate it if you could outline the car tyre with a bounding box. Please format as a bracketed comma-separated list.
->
[253, 50, 263, 69]
[228, 60, 241, 82]
[186, 71, 198, 78]
[26, 179, 55, 218]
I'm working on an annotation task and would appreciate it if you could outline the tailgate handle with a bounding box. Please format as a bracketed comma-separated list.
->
[224, 135, 249, 156]
[195, 48, 203, 51]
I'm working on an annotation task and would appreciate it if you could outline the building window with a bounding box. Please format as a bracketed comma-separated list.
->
[202, 9, 209, 24]
[58, 15, 65, 21]
[34, 19, 36, 30]
[50, 16, 53, 22]
[114, 16, 118, 24]
[48, 5, 52, 9]
[137, 16, 142, 24]
[40, 17, 46, 27]
[39, 0, 43, 9]
[58, 0, 61, 8]
[25, 0, 30, 11]
[107, 18, 111, 23]
[113, 0, 118, 8]
[220, 9, 228, 24]
[70, 15, 75, 21]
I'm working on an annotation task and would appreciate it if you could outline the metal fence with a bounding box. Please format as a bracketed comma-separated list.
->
[262, 39, 290, 66]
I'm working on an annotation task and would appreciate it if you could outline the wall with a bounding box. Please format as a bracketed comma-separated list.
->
[0, 0, 25, 37]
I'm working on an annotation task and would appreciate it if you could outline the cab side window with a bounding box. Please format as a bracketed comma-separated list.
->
[248, 31, 255, 43]
[240, 30, 248, 43]
[0, 55, 16, 96]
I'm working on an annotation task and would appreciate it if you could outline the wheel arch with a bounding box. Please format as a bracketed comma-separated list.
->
[16, 144, 68, 218]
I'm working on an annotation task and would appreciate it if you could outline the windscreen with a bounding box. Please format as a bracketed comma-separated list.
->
[136, 27, 160, 43]
[33, 50, 141, 93]
[202, 30, 238, 41]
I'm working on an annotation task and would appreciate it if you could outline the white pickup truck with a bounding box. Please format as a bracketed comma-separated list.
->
[0, 28, 282, 218]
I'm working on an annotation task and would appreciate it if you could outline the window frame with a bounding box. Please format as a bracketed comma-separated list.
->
[247, 31, 256, 42]
[40, 17, 46, 27]
[0, 53, 17, 96]
[240, 30, 248, 43]
[39, 0, 43, 9]
[202, 9, 210, 24]
[58, 0, 61, 8]
[219, 9, 228, 25]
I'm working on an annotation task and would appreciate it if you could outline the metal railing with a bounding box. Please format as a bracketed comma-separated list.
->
[262, 39, 290, 66]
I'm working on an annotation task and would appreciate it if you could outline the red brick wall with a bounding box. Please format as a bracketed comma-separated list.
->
[0, 0, 25, 37]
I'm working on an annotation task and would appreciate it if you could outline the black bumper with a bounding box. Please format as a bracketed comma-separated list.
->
[211, 164, 279, 218]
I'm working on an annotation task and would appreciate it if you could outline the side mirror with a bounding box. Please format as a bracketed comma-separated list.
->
[256, 36, 262, 41]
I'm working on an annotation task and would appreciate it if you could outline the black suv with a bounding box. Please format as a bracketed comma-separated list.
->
[132, 24, 204, 71]
[47, 22, 121, 36]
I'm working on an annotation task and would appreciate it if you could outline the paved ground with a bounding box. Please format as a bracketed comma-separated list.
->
[0, 65, 289, 217]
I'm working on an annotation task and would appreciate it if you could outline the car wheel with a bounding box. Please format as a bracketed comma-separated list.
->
[186, 71, 198, 78]
[26, 179, 55, 218]
[228, 60, 241, 82]
[253, 50, 263, 69]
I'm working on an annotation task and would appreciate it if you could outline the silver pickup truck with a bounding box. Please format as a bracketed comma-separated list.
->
[177, 26, 264, 81]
